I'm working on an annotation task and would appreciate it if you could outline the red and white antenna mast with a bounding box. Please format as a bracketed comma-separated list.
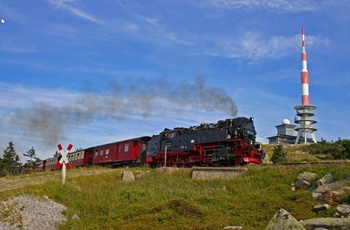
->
[301, 28, 309, 105]
[294, 28, 317, 144]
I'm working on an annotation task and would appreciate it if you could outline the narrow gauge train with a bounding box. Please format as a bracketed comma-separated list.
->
[146, 117, 265, 167]
[38, 117, 265, 170]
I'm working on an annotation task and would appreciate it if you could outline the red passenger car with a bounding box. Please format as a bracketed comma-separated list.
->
[45, 157, 59, 171]
[67, 149, 93, 167]
[92, 136, 151, 167]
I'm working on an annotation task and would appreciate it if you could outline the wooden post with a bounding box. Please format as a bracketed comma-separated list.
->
[62, 163, 66, 185]
[164, 145, 167, 167]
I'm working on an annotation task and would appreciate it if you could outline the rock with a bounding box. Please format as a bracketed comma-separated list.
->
[312, 192, 323, 200]
[155, 166, 180, 175]
[293, 172, 318, 190]
[265, 208, 306, 230]
[312, 204, 330, 213]
[321, 190, 346, 205]
[309, 173, 334, 192]
[336, 205, 350, 218]
[300, 217, 350, 230]
[294, 179, 311, 190]
[315, 179, 350, 194]
[343, 173, 350, 180]
[319, 173, 334, 186]
[297, 172, 318, 182]
[121, 170, 135, 182]
[72, 214, 80, 221]
[223, 226, 243, 229]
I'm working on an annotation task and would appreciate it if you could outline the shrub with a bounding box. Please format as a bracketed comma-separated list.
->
[270, 145, 288, 164]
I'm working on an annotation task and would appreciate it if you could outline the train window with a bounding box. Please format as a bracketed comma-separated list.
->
[100, 149, 104, 156]
[142, 143, 146, 151]
[118, 145, 121, 153]
[77, 153, 80, 160]
[105, 149, 109, 155]
[95, 150, 98, 157]
[124, 144, 129, 152]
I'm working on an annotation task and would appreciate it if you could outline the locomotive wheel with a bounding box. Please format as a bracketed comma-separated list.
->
[211, 161, 220, 167]
[167, 157, 176, 167]
[157, 159, 165, 167]
[234, 157, 243, 166]
[186, 157, 196, 167]
[176, 157, 186, 167]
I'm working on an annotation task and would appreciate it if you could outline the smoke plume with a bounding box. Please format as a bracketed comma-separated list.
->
[10, 77, 238, 146]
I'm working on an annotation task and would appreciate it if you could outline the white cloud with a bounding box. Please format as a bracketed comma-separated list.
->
[198, 0, 319, 12]
[205, 32, 330, 61]
[47, 0, 104, 25]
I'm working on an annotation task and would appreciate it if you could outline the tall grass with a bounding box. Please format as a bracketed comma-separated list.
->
[1, 164, 350, 229]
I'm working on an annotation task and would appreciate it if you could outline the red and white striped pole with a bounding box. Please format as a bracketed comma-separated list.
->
[301, 28, 309, 105]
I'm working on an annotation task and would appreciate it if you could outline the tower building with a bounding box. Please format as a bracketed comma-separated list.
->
[294, 28, 317, 144]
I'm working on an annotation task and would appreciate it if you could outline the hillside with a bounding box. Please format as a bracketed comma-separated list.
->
[1, 161, 350, 229]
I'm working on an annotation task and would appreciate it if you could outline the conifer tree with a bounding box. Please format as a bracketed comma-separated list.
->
[270, 144, 288, 164]
[1, 141, 21, 175]
[23, 146, 41, 171]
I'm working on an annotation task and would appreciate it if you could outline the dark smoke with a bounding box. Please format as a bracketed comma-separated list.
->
[10, 77, 238, 146]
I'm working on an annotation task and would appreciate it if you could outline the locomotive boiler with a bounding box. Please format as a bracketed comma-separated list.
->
[146, 117, 265, 167]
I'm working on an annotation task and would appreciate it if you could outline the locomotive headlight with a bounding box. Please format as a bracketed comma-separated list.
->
[250, 117, 254, 121]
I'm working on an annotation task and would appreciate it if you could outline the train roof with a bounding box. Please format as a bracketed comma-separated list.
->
[85, 136, 151, 149]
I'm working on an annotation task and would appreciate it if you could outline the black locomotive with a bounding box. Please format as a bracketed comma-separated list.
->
[146, 117, 265, 167]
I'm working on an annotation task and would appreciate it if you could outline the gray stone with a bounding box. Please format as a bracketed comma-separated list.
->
[321, 190, 346, 205]
[265, 208, 306, 230]
[293, 172, 318, 190]
[312, 204, 330, 213]
[315, 179, 350, 194]
[336, 204, 350, 217]
[72, 214, 80, 221]
[121, 170, 135, 182]
[319, 173, 334, 186]
[223, 226, 243, 230]
[294, 179, 311, 190]
[297, 172, 318, 182]
[309, 173, 334, 192]
[155, 166, 180, 175]
[192, 167, 247, 180]
[300, 218, 350, 230]
[312, 192, 323, 200]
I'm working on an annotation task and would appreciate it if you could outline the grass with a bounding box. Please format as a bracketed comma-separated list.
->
[262, 144, 320, 163]
[1, 163, 350, 230]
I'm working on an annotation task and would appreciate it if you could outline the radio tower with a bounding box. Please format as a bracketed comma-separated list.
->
[294, 28, 317, 144]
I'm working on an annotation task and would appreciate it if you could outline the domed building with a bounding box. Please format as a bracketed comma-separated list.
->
[266, 119, 297, 145]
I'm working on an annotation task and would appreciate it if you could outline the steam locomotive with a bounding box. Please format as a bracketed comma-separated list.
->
[39, 117, 265, 170]
[146, 117, 265, 167]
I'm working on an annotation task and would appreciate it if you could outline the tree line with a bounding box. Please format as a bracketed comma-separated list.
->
[0, 141, 83, 177]
[0, 141, 41, 177]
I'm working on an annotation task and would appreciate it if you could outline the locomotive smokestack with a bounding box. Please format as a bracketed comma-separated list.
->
[301, 28, 309, 105]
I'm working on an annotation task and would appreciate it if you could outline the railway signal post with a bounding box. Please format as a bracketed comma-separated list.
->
[56, 144, 73, 185]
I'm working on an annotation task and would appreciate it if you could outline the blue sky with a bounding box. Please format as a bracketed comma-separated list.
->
[1, 0, 349, 161]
